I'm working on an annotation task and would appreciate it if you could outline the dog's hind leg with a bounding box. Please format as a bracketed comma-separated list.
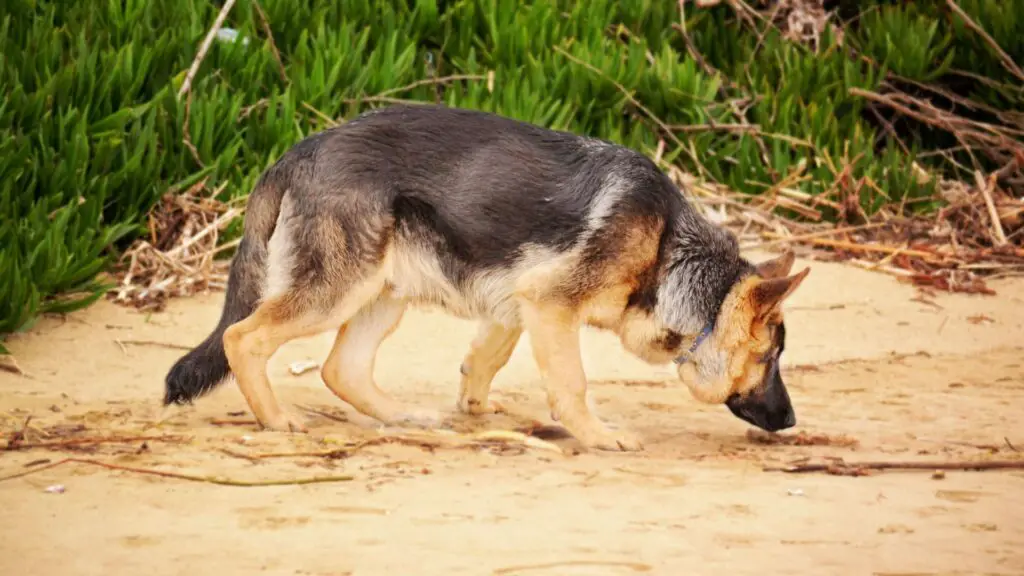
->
[457, 321, 522, 415]
[222, 270, 390, 433]
[320, 296, 444, 429]
[222, 193, 395, 432]
[518, 299, 643, 452]
[222, 299, 335, 433]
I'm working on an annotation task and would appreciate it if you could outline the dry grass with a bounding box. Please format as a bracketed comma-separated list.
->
[667, 163, 1024, 295]
[106, 179, 242, 312]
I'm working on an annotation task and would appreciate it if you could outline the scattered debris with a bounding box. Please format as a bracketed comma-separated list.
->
[116, 339, 192, 351]
[107, 179, 241, 312]
[746, 428, 861, 448]
[2, 434, 187, 452]
[767, 0, 844, 51]
[288, 360, 320, 376]
[671, 162, 1024, 296]
[493, 560, 654, 575]
[209, 419, 259, 427]
[470, 430, 564, 455]
[765, 458, 1024, 477]
[0, 457, 354, 487]
[44, 484, 65, 494]
[787, 488, 805, 496]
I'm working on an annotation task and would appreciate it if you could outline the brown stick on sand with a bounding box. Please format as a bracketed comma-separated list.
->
[764, 459, 1024, 477]
[2, 435, 187, 451]
[0, 457, 354, 487]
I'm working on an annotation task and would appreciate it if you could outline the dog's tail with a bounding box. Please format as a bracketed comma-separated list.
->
[163, 171, 286, 406]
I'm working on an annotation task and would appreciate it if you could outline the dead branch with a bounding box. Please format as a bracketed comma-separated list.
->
[0, 457, 355, 487]
[116, 339, 193, 351]
[251, 0, 288, 85]
[177, 0, 238, 99]
[3, 435, 187, 451]
[976, 170, 1008, 245]
[765, 458, 1024, 477]
[944, 0, 1024, 84]
[343, 74, 487, 108]
[493, 560, 653, 575]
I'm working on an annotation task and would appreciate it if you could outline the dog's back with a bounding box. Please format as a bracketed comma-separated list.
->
[271, 104, 694, 322]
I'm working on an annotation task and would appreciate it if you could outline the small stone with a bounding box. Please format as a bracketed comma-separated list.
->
[931, 470, 946, 480]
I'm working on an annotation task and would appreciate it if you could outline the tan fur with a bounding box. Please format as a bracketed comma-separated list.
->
[457, 321, 522, 415]
[679, 263, 809, 404]
[516, 297, 643, 451]
[495, 216, 662, 450]
[222, 257, 394, 432]
[755, 250, 796, 279]
[320, 294, 443, 427]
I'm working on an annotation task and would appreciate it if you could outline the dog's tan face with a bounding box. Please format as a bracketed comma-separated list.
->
[676, 252, 809, 431]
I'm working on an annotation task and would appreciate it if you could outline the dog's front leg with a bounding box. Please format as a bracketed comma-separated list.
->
[518, 299, 643, 452]
[457, 320, 522, 415]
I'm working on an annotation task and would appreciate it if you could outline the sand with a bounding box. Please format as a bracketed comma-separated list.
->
[1, 252, 1023, 576]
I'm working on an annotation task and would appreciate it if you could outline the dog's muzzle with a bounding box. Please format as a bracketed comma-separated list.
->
[724, 361, 796, 432]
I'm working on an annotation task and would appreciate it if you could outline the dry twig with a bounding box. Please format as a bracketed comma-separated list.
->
[177, 0, 238, 99]
[251, 0, 288, 85]
[944, 0, 1024, 84]
[0, 457, 354, 487]
[493, 560, 653, 575]
[3, 435, 186, 451]
[116, 339, 193, 351]
[344, 74, 487, 107]
[765, 458, 1024, 477]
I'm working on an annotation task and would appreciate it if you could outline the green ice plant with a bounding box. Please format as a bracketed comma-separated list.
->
[0, 0, 1019, 341]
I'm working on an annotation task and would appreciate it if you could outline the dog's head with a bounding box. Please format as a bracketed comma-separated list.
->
[674, 251, 809, 432]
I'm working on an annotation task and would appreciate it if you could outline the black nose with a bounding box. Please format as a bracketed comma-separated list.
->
[725, 387, 797, 432]
[781, 409, 796, 430]
[774, 407, 798, 430]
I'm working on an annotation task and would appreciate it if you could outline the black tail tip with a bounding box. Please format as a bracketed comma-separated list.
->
[163, 346, 230, 406]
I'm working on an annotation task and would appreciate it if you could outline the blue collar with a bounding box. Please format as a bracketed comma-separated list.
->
[673, 323, 714, 365]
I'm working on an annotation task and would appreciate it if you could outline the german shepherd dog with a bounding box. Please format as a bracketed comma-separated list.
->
[164, 104, 810, 451]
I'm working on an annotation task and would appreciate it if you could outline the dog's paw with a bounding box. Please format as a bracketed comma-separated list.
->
[456, 395, 505, 416]
[261, 410, 308, 433]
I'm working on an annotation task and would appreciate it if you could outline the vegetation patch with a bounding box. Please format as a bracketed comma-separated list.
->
[1, 0, 1022, 347]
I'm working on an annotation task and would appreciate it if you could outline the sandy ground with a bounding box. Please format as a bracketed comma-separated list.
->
[2, 252, 1023, 576]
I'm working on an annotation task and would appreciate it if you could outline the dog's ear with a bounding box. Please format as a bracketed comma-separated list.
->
[755, 250, 796, 279]
[750, 267, 810, 320]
